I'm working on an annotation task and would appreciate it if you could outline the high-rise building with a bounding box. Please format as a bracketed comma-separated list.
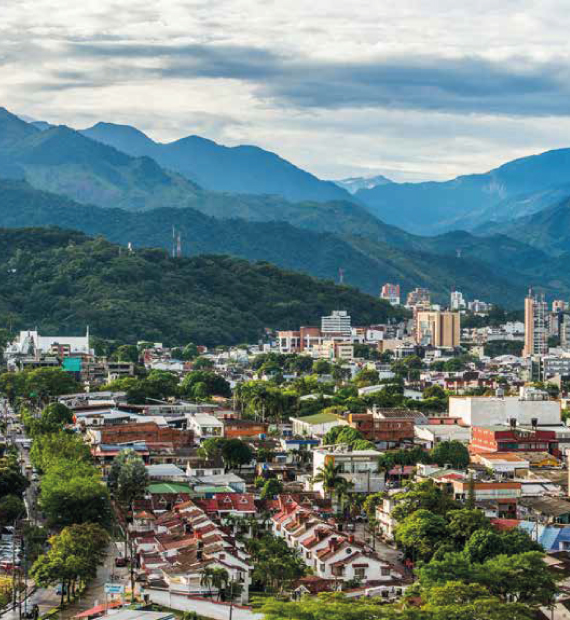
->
[380, 283, 401, 306]
[523, 288, 548, 357]
[406, 288, 431, 309]
[415, 311, 461, 348]
[553, 300, 568, 313]
[321, 310, 351, 336]
[450, 290, 466, 311]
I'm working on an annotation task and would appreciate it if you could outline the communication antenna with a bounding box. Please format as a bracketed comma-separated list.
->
[338, 268, 345, 285]
[456, 248, 462, 259]
[177, 232, 182, 258]
[172, 225, 177, 258]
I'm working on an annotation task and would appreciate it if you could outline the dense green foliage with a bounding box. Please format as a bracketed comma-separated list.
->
[0, 228, 402, 345]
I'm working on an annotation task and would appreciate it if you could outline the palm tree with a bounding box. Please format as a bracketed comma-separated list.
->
[200, 567, 216, 598]
[312, 461, 346, 500]
[210, 567, 230, 600]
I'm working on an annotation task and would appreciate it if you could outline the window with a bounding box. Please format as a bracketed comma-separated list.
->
[381, 566, 391, 576]
[354, 568, 366, 579]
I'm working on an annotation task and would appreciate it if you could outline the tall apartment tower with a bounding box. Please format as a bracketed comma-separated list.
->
[523, 288, 548, 357]
[406, 287, 431, 309]
[450, 290, 466, 311]
[415, 311, 461, 349]
[380, 283, 401, 306]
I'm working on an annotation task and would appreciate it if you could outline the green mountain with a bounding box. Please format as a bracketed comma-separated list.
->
[356, 148, 570, 235]
[0, 179, 533, 304]
[0, 228, 404, 345]
[497, 196, 570, 256]
[80, 121, 353, 204]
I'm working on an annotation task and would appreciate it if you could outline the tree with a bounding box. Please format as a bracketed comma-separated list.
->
[392, 480, 458, 521]
[312, 461, 346, 500]
[115, 344, 139, 363]
[354, 368, 380, 387]
[221, 439, 253, 471]
[30, 432, 91, 473]
[446, 509, 490, 547]
[482, 551, 558, 607]
[313, 359, 332, 375]
[108, 449, 149, 515]
[181, 371, 231, 399]
[0, 495, 24, 526]
[197, 437, 225, 461]
[430, 440, 470, 470]
[31, 523, 108, 606]
[182, 343, 199, 360]
[193, 357, 214, 370]
[260, 479, 283, 500]
[394, 509, 448, 562]
[40, 462, 111, 528]
[464, 528, 541, 564]
[25, 402, 73, 436]
[0, 456, 29, 497]
[24, 367, 79, 402]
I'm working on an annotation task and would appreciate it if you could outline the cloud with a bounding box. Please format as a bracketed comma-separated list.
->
[60, 41, 570, 118]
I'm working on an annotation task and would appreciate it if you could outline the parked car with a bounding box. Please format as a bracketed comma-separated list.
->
[115, 557, 128, 567]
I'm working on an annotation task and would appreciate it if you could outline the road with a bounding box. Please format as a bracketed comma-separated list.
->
[0, 402, 129, 620]
[354, 522, 406, 571]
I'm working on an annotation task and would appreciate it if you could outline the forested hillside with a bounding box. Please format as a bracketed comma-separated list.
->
[0, 228, 404, 345]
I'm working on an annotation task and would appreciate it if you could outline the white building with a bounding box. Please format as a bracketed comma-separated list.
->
[186, 413, 224, 440]
[321, 311, 351, 336]
[449, 387, 561, 427]
[311, 446, 384, 494]
[450, 290, 466, 311]
[7, 329, 92, 356]
[290, 412, 342, 438]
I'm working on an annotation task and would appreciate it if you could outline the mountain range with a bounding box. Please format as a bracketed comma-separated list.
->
[333, 175, 393, 194]
[80, 121, 351, 204]
[2, 106, 570, 310]
[355, 148, 570, 235]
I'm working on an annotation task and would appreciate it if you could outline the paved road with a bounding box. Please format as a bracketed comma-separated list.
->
[354, 522, 406, 571]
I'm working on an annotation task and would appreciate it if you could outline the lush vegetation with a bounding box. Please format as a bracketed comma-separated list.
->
[0, 228, 403, 346]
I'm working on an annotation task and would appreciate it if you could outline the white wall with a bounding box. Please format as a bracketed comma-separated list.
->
[142, 588, 263, 620]
[449, 397, 561, 427]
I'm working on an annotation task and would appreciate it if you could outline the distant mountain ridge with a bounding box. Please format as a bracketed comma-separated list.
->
[0, 179, 540, 304]
[356, 148, 570, 234]
[80, 121, 353, 204]
[334, 175, 393, 194]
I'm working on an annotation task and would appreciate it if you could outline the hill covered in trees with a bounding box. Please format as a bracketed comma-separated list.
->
[0, 228, 404, 345]
[0, 180, 532, 304]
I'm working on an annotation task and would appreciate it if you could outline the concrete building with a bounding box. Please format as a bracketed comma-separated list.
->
[449, 387, 561, 427]
[406, 287, 431, 309]
[312, 446, 384, 494]
[415, 310, 460, 348]
[6, 329, 92, 357]
[470, 425, 559, 455]
[450, 290, 466, 311]
[523, 288, 548, 357]
[290, 412, 342, 438]
[321, 311, 351, 336]
[380, 283, 401, 306]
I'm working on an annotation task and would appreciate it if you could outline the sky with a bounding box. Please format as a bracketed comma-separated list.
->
[2, 0, 570, 181]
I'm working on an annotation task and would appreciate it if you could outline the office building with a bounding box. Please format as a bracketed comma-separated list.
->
[415, 310, 460, 348]
[380, 283, 401, 306]
[450, 290, 466, 311]
[523, 288, 548, 357]
[321, 310, 351, 336]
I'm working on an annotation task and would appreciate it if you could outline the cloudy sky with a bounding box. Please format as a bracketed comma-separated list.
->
[2, 0, 570, 181]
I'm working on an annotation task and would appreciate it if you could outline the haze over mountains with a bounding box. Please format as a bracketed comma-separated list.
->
[2, 106, 570, 306]
[80, 121, 351, 204]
